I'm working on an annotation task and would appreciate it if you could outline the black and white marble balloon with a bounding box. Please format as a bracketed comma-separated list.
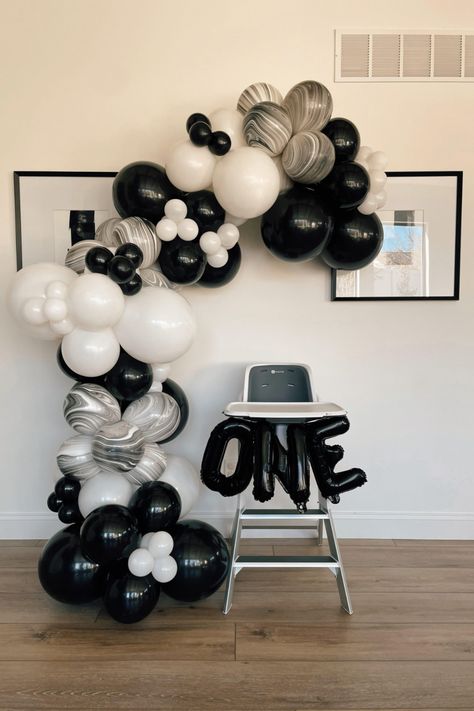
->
[65, 240, 107, 274]
[95, 218, 121, 246]
[56, 434, 101, 480]
[123, 392, 180, 444]
[243, 102, 292, 157]
[283, 80, 333, 133]
[124, 443, 168, 485]
[282, 131, 335, 184]
[63, 383, 121, 435]
[237, 82, 283, 115]
[92, 420, 145, 473]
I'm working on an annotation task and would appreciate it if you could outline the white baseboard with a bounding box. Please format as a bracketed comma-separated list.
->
[1, 510, 473, 540]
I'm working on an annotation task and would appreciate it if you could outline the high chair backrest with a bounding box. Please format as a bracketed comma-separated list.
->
[243, 364, 317, 403]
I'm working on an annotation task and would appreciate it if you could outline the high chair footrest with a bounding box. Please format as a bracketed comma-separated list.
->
[235, 555, 339, 568]
[240, 508, 329, 520]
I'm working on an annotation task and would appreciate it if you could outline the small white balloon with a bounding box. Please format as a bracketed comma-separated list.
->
[22, 297, 46, 325]
[152, 555, 178, 583]
[43, 297, 67, 322]
[208, 247, 229, 268]
[147, 531, 174, 558]
[368, 150, 388, 171]
[370, 170, 387, 191]
[156, 218, 178, 242]
[150, 362, 171, 383]
[50, 318, 74, 336]
[166, 140, 216, 192]
[217, 223, 239, 249]
[78, 471, 133, 517]
[224, 213, 247, 227]
[67, 274, 125, 330]
[46, 280, 68, 299]
[358, 194, 378, 215]
[199, 231, 221, 255]
[374, 189, 387, 208]
[140, 532, 155, 549]
[357, 145, 373, 162]
[128, 548, 154, 577]
[177, 218, 199, 241]
[165, 199, 187, 223]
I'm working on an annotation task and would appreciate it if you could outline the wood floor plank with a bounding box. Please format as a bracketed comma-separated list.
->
[0, 569, 43, 594]
[0, 660, 473, 709]
[0, 594, 100, 624]
[236, 622, 474, 661]
[0, 547, 43, 569]
[393, 539, 474, 547]
[0, 539, 44, 547]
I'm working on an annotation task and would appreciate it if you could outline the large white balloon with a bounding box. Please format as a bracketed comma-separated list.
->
[67, 274, 124, 330]
[61, 327, 121, 377]
[8, 263, 77, 340]
[114, 288, 196, 364]
[209, 108, 246, 150]
[78, 471, 133, 517]
[165, 140, 216, 192]
[212, 146, 280, 219]
[159, 454, 201, 515]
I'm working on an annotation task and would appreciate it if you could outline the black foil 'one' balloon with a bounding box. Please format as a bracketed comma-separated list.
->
[38, 524, 106, 604]
[113, 162, 179, 224]
[163, 520, 230, 602]
[104, 565, 160, 624]
[129, 481, 181, 534]
[80, 505, 139, 565]
[261, 186, 333, 262]
[158, 239, 206, 285]
[184, 190, 225, 233]
[320, 161, 370, 209]
[160, 379, 189, 442]
[199, 244, 241, 288]
[322, 118, 360, 162]
[104, 348, 152, 402]
[322, 210, 384, 270]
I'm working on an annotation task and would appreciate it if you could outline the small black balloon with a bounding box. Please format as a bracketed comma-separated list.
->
[129, 481, 181, 534]
[158, 239, 206, 285]
[184, 190, 225, 232]
[322, 118, 360, 162]
[80, 505, 139, 565]
[186, 112, 211, 133]
[104, 348, 152, 402]
[113, 162, 179, 224]
[160, 379, 189, 442]
[199, 243, 241, 288]
[55, 477, 81, 503]
[107, 255, 136, 284]
[58, 502, 83, 525]
[38, 524, 106, 604]
[163, 520, 230, 602]
[104, 567, 160, 624]
[119, 273, 142, 295]
[57, 346, 105, 385]
[47, 492, 61, 513]
[85, 246, 113, 274]
[115, 242, 144, 268]
[320, 161, 370, 209]
[209, 131, 231, 156]
[189, 121, 212, 146]
[261, 186, 334, 262]
[322, 210, 384, 270]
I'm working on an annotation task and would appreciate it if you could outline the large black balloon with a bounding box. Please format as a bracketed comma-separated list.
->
[163, 520, 230, 602]
[104, 348, 152, 402]
[38, 525, 106, 604]
[199, 244, 241, 288]
[129, 481, 181, 534]
[184, 190, 225, 233]
[322, 210, 384, 270]
[322, 118, 360, 162]
[320, 161, 370, 209]
[261, 186, 333, 262]
[160, 379, 189, 442]
[80, 505, 139, 565]
[113, 162, 179, 224]
[57, 346, 104, 385]
[158, 239, 206, 285]
[104, 565, 160, 624]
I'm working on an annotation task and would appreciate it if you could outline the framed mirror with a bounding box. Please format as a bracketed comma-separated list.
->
[331, 171, 462, 301]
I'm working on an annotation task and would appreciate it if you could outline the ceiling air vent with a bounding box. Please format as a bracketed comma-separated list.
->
[335, 30, 474, 81]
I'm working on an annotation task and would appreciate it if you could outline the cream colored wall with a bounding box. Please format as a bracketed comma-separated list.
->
[1, 0, 473, 537]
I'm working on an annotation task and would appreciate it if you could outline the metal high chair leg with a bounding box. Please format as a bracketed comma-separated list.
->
[223, 496, 243, 615]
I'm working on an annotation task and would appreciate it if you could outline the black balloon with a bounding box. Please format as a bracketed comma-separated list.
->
[189, 121, 212, 146]
[129, 481, 181, 534]
[57, 346, 105, 385]
[261, 186, 333, 262]
[209, 131, 231, 156]
[160, 379, 189, 442]
[104, 565, 160, 624]
[113, 162, 179, 224]
[115, 242, 144, 268]
[47, 477, 83, 524]
[55, 476, 81, 502]
[320, 161, 370, 209]
[322, 210, 383, 270]
[104, 348, 152, 402]
[107, 255, 136, 284]
[47, 492, 61, 512]
[58, 502, 83, 525]
[183, 190, 225, 233]
[322, 118, 360, 162]
[38, 524, 106, 604]
[119, 273, 142, 295]
[186, 113, 211, 133]
[80, 505, 139, 565]
[158, 239, 206, 285]
[85, 246, 113, 274]
[199, 244, 241, 288]
[163, 520, 230, 602]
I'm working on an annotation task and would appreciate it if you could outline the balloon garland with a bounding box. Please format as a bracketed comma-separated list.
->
[8, 79, 384, 623]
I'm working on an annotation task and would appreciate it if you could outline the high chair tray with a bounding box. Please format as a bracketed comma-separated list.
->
[223, 402, 347, 419]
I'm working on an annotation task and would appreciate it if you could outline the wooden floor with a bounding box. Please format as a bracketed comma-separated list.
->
[0, 537, 473, 710]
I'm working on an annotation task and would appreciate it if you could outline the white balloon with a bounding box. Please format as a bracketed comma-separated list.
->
[150, 362, 171, 383]
[217, 223, 239, 249]
[147, 531, 174, 558]
[78, 471, 133, 517]
[177, 218, 199, 241]
[152, 555, 178, 583]
[213, 146, 280, 219]
[209, 108, 246, 150]
[208, 248, 229, 268]
[368, 150, 388, 171]
[61, 327, 120, 377]
[273, 155, 294, 193]
[156, 218, 178, 242]
[225, 212, 247, 227]
[165, 199, 187, 222]
[159, 454, 201, 516]
[50, 318, 74, 336]
[374, 189, 387, 208]
[356, 145, 373, 162]
[46, 280, 69, 299]
[166, 139, 216, 192]
[140, 532, 155, 549]
[67, 274, 124, 330]
[370, 170, 387, 191]
[199, 231, 221, 255]
[358, 194, 378, 215]
[43, 298, 67, 322]
[22, 297, 46, 325]
[128, 548, 154, 577]
[114, 288, 196, 364]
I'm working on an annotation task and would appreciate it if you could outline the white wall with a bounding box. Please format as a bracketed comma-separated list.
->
[1, 0, 473, 538]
